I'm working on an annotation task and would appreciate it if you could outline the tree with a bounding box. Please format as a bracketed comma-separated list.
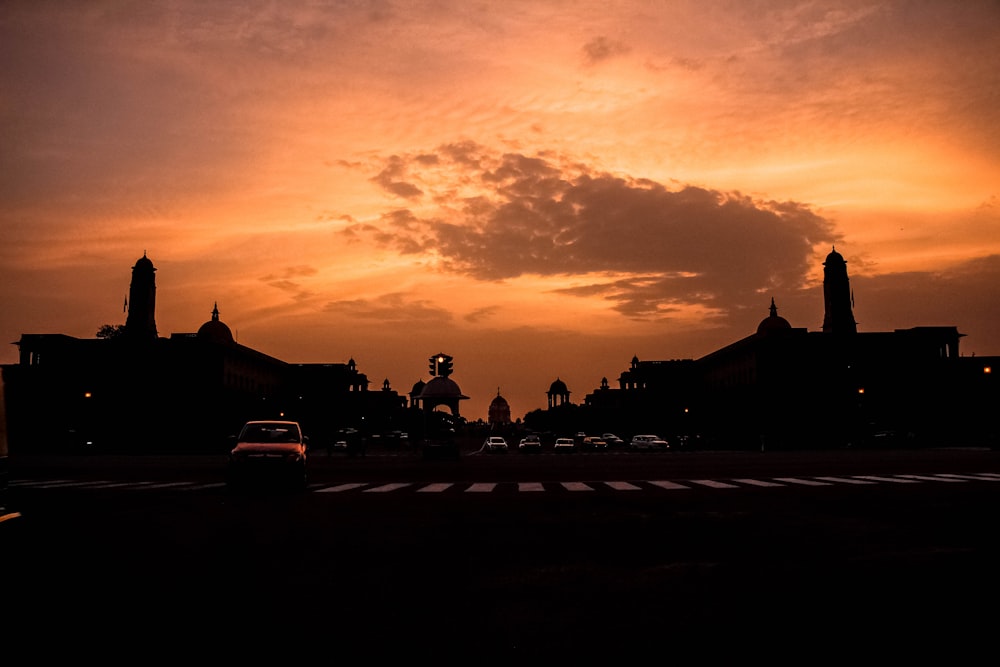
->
[96, 324, 126, 339]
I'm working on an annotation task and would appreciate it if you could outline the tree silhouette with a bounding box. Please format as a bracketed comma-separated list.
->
[96, 324, 126, 339]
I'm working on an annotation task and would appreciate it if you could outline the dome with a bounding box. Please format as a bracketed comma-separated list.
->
[548, 378, 568, 394]
[490, 393, 509, 408]
[757, 298, 791, 335]
[196, 303, 235, 345]
[132, 251, 155, 271]
[419, 376, 466, 399]
[824, 246, 846, 265]
[410, 379, 426, 395]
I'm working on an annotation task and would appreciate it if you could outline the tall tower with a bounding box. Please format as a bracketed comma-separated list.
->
[124, 251, 158, 341]
[821, 247, 857, 334]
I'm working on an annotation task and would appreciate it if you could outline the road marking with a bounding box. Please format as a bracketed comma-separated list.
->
[648, 480, 689, 490]
[519, 482, 545, 492]
[136, 481, 197, 489]
[936, 473, 1000, 481]
[317, 482, 368, 493]
[418, 483, 453, 492]
[688, 479, 739, 489]
[184, 482, 226, 490]
[813, 476, 877, 484]
[364, 482, 410, 493]
[731, 478, 785, 487]
[897, 474, 967, 483]
[773, 477, 832, 486]
[561, 482, 593, 491]
[23, 479, 115, 488]
[604, 481, 641, 491]
[853, 475, 920, 483]
[466, 483, 497, 492]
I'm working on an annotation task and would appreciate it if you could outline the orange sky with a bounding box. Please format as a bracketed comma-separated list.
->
[2, 1, 999, 421]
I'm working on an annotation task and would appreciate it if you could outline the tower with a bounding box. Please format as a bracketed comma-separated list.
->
[821, 247, 857, 334]
[124, 251, 158, 341]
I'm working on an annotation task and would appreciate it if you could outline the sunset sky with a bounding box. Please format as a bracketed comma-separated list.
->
[2, 1, 998, 421]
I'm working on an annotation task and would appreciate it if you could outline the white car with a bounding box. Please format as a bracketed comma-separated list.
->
[227, 420, 309, 490]
[553, 437, 576, 453]
[518, 435, 542, 453]
[629, 434, 669, 451]
[484, 436, 509, 453]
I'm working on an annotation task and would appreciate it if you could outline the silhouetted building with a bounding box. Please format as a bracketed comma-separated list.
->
[821, 246, 858, 334]
[2, 253, 404, 453]
[488, 389, 512, 427]
[546, 378, 571, 408]
[579, 248, 998, 449]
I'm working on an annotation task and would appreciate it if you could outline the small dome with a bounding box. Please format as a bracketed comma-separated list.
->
[410, 379, 426, 395]
[548, 377, 568, 394]
[419, 376, 465, 399]
[132, 251, 156, 273]
[757, 298, 791, 335]
[490, 393, 509, 408]
[197, 303, 235, 345]
[824, 246, 846, 265]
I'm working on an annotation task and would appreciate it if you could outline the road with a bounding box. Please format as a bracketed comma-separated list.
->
[4, 446, 1000, 660]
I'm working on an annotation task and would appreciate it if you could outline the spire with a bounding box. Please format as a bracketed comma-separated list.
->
[211, 302, 220, 321]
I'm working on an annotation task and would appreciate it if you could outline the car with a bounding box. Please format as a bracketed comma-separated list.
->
[582, 436, 607, 450]
[553, 437, 576, 453]
[518, 435, 542, 453]
[484, 436, 509, 453]
[629, 434, 669, 451]
[227, 420, 309, 490]
[601, 433, 625, 447]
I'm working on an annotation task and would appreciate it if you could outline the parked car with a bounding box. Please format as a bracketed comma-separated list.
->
[601, 433, 625, 447]
[581, 436, 607, 450]
[518, 435, 542, 453]
[554, 437, 576, 453]
[629, 434, 669, 451]
[227, 420, 309, 490]
[484, 436, 509, 453]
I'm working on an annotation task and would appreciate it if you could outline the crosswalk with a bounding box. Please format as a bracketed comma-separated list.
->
[10, 472, 1000, 494]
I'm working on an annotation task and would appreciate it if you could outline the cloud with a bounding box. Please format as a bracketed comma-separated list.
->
[349, 144, 838, 319]
[322, 292, 453, 327]
[582, 36, 630, 65]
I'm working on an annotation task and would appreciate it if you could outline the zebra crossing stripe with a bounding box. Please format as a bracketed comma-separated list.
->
[731, 478, 785, 487]
[813, 476, 876, 484]
[519, 482, 545, 492]
[604, 481, 641, 491]
[317, 482, 367, 493]
[688, 479, 739, 489]
[418, 483, 453, 492]
[897, 474, 967, 483]
[364, 482, 411, 493]
[138, 481, 196, 489]
[853, 475, 920, 483]
[466, 483, 497, 492]
[936, 473, 1000, 481]
[561, 482, 593, 491]
[773, 477, 832, 486]
[648, 480, 689, 490]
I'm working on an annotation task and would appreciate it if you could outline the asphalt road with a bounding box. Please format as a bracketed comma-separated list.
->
[4, 446, 999, 660]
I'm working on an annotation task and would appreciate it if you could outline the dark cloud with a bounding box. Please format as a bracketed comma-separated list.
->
[371, 155, 424, 199]
[349, 144, 838, 320]
[582, 36, 630, 65]
[850, 255, 1000, 347]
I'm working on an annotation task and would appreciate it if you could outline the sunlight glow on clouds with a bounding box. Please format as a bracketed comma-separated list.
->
[2, 0, 998, 418]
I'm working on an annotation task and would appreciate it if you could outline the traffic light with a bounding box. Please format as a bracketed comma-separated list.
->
[437, 354, 453, 377]
[428, 353, 454, 377]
